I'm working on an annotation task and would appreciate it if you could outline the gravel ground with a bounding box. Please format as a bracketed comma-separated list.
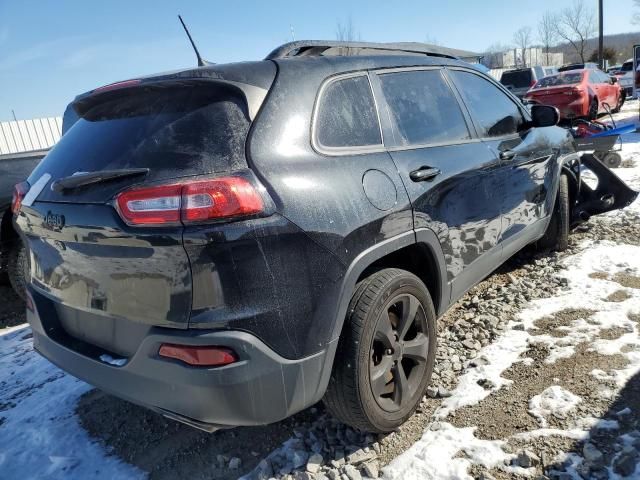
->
[49, 209, 636, 480]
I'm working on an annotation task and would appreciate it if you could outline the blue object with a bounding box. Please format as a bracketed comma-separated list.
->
[590, 124, 637, 137]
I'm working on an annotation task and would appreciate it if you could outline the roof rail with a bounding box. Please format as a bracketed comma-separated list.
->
[264, 40, 460, 60]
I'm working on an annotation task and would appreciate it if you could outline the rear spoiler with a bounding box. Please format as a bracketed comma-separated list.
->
[68, 78, 269, 123]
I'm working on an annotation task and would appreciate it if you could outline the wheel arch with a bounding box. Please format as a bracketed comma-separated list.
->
[328, 228, 449, 345]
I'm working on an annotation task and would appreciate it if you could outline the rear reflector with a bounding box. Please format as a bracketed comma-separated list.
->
[11, 181, 30, 214]
[158, 344, 238, 367]
[115, 177, 264, 226]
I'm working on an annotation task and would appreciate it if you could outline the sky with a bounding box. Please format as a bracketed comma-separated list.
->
[1, 0, 638, 121]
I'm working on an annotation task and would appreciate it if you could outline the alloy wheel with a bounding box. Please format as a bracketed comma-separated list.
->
[369, 293, 430, 412]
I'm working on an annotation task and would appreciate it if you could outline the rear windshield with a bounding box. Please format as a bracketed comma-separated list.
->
[31, 86, 250, 186]
[500, 70, 532, 88]
[534, 72, 583, 88]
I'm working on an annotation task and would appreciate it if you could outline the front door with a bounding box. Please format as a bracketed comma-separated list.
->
[370, 68, 504, 302]
[446, 68, 554, 256]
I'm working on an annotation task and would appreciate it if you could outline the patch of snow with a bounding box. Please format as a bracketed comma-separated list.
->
[386, 238, 640, 478]
[528, 386, 581, 427]
[0, 326, 143, 479]
[382, 422, 521, 480]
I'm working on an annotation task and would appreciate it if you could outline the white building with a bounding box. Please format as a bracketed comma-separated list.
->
[502, 47, 564, 68]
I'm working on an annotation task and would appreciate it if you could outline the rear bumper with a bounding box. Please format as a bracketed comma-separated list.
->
[557, 99, 587, 119]
[28, 287, 336, 429]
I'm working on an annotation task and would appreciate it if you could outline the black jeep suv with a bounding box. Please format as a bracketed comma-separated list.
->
[13, 41, 637, 433]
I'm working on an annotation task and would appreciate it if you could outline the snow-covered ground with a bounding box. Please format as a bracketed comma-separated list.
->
[1, 100, 640, 480]
[0, 324, 143, 479]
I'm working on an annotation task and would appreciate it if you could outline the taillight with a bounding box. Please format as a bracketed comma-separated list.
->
[158, 344, 238, 367]
[11, 181, 30, 214]
[115, 176, 264, 226]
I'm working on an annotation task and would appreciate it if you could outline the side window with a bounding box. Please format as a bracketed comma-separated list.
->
[450, 70, 525, 138]
[378, 69, 470, 146]
[315, 75, 382, 149]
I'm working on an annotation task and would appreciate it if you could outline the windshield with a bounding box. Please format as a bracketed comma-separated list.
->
[621, 61, 633, 72]
[500, 70, 532, 88]
[534, 72, 583, 88]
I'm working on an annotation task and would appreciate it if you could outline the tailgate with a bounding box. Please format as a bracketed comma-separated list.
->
[18, 201, 191, 355]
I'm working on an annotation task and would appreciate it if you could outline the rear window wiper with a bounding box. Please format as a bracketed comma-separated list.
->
[51, 168, 150, 192]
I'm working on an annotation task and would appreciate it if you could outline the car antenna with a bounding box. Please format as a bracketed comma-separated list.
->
[178, 15, 212, 67]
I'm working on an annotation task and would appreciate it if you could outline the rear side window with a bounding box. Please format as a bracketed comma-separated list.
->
[500, 70, 532, 88]
[378, 69, 470, 146]
[35, 86, 250, 184]
[315, 75, 381, 149]
[450, 70, 525, 138]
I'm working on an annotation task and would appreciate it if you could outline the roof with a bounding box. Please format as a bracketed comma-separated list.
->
[0, 117, 62, 157]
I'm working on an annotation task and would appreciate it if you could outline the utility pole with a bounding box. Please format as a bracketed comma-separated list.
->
[290, 24, 295, 42]
[598, 0, 604, 69]
[11, 110, 17, 121]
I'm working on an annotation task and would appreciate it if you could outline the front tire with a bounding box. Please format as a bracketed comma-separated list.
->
[538, 174, 570, 251]
[323, 268, 437, 433]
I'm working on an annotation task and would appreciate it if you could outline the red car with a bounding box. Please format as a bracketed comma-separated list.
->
[523, 69, 624, 120]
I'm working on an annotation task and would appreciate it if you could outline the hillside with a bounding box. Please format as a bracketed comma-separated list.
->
[553, 31, 640, 64]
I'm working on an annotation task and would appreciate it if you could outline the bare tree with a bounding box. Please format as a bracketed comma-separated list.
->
[424, 35, 440, 46]
[538, 12, 558, 65]
[335, 16, 360, 42]
[513, 26, 533, 67]
[552, 1, 596, 63]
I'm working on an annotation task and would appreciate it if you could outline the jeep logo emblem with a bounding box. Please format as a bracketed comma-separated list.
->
[44, 211, 65, 231]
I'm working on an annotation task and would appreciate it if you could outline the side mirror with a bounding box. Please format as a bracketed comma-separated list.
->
[530, 104, 559, 127]
[610, 76, 618, 84]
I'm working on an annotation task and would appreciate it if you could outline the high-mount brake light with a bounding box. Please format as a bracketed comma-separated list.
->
[93, 79, 142, 93]
[11, 181, 30, 214]
[115, 177, 264, 226]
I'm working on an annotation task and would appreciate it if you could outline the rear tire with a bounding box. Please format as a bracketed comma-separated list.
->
[538, 174, 570, 251]
[7, 240, 28, 301]
[613, 91, 626, 113]
[323, 268, 437, 433]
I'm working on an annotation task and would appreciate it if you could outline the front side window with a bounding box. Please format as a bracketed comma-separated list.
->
[315, 75, 381, 149]
[378, 69, 470, 146]
[450, 70, 525, 138]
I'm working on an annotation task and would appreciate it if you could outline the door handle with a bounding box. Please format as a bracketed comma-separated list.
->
[410, 166, 441, 182]
[499, 150, 516, 161]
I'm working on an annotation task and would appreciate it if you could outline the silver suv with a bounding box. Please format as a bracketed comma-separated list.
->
[500, 66, 555, 99]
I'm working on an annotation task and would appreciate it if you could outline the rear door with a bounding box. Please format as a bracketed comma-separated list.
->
[16, 85, 254, 353]
[371, 67, 503, 301]
[447, 69, 555, 256]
